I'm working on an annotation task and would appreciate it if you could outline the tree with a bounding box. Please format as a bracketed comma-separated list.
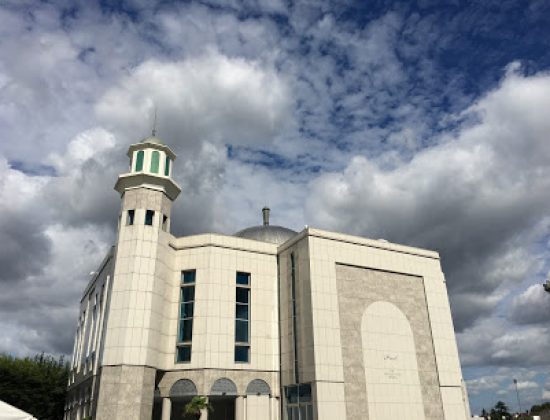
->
[530, 401, 550, 416]
[490, 400, 511, 419]
[0, 353, 69, 420]
[184, 396, 213, 419]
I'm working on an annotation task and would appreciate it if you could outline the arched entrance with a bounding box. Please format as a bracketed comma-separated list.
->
[209, 378, 237, 420]
[170, 379, 198, 420]
[362, 301, 425, 419]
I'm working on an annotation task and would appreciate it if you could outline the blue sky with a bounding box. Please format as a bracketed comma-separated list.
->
[1, 0, 550, 414]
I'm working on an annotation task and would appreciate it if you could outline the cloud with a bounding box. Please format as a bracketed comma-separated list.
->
[95, 51, 291, 152]
[2, 1, 550, 412]
[306, 66, 550, 331]
[458, 317, 550, 367]
[509, 284, 550, 325]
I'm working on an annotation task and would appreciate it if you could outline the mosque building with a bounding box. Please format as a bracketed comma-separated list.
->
[65, 135, 471, 420]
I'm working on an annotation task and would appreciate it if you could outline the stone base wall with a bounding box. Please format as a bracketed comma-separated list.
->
[95, 365, 156, 420]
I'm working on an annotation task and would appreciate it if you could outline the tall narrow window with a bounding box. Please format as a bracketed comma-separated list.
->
[291, 253, 299, 383]
[151, 151, 160, 173]
[164, 156, 171, 176]
[235, 272, 250, 363]
[127, 210, 135, 225]
[162, 214, 168, 231]
[135, 150, 144, 172]
[145, 210, 154, 226]
[176, 270, 196, 362]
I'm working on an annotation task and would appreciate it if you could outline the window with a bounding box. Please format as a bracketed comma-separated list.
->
[145, 210, 154, 226]
[165, 156, 171, 176]
[235, 272, 250, 363]
[135, 150, 144, 172]
[285, 384, 312, 420]
[176, 270, 196, 363]
[162, 214, 168, 231]
[127, 210, 135, 225]
[151, 151, 160, 173]
[291, 253, 299, 383]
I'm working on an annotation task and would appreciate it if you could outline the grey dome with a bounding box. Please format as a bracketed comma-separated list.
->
[235, 225, 297, 245]
[235, 207, 297, 245]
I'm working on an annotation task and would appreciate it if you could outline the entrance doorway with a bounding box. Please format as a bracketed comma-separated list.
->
[208, 396, 235, 420]
[171, 398, 195, 420]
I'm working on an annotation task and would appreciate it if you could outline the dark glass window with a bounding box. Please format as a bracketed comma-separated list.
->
[235, 272, 251, 363]
[162, 215, 168, 231]
[182, 271, 196, 284]
[236, 272, 250, 285]
[176, 345, 191, 363]
[179, 319, 193, 342]
[298, 384, 312, 402]
[180, 302, 194, 318]
[176, 270, 196, 363]
[285, 383, 313, 420]
[182, 286, 194, 302]
[234, 345, 249, 363]
[235, 320, 249, 342]
[145, 210, 154, 226]
[151, 151, 160, 173]
[127, 210, 135, 225]
[236, 288, 249, 304]
[236, 304, 248, 319]
[135, 150, 144, 171]
[165, 156, 171, 176]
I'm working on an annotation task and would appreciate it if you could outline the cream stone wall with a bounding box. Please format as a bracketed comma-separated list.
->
[162, 234, 281, 395]
[101, 188, 174, 368]
[278, 237, 316, 387]
[278, 228, 469, 420]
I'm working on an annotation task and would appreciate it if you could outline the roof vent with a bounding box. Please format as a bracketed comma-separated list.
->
[262, 207, 270, 226]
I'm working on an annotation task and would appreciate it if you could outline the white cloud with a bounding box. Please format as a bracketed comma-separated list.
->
[95, 51, 291, 151]
[509, 284, 550, 325]
[305, 67, 550, 331]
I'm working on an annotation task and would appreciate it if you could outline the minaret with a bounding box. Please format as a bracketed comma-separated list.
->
[96, 134, 180, 420]
[114, 134, 181, 213]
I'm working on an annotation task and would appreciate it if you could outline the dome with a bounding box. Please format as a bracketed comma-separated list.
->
[235, 225, 297, 245]
[235, 208, 297, 245]
[141, 135, 163, 144]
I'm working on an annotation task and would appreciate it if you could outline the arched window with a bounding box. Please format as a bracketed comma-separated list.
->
[135, 150, 144, 172]
[151, 151, 160, 173]
[165, 156, 171, 176]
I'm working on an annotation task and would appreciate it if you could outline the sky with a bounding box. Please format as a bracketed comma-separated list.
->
[1, 0, 550, 414]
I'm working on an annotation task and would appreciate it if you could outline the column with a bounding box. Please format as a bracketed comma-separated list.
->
[161, 398, 171, 420]
[235, 396, 245, 420]
[270, 396, 279, 420]
[199, 397, 209, 420]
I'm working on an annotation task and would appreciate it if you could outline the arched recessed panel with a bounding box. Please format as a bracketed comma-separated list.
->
[210, 378, 238, 396]
[362, 301, 425, 420]
[135, 150, 144, 172]
[164, 156, 171, 176]
[246, 379, 271, 395]
[151, 151, 160, 173]
[170, 379, 198, 398]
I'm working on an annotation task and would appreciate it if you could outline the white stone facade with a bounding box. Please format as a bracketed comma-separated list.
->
[65, 137, 471, 420]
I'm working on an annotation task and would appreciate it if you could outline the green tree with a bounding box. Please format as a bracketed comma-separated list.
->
[490, 400, 511, 419]
[0, 353, 69, 420]
[184, 396, 213, 420]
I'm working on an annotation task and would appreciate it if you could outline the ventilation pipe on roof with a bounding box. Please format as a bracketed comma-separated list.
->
[262, 207, 270, 226]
